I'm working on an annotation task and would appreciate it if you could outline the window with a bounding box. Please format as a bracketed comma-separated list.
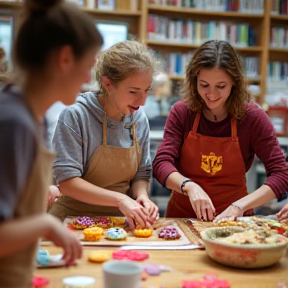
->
[96, 22, 128, 51]
[0, 14, 13, 68]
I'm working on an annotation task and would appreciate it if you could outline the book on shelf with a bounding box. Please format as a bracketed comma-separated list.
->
[154, 50, 259, 79]
[270, 0, 288, 15]
[148, 15, 257, 47]
[115, 0, 138, 10]
[148, 0, 264, 14]
[241, 56, 259, 79]
[270, 26, 288, 48]
[268, 61, 288, 82]
[97, 0, 115, 10]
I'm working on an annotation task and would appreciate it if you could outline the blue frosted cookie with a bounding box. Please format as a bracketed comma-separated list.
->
[105, 227, 127, 240]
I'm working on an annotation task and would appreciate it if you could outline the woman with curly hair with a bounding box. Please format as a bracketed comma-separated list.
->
[153, 40, 288, 222]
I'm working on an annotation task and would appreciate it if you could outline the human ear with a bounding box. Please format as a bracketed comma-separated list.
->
[57, 45, 74, 72]
[102, 76, 112, 89]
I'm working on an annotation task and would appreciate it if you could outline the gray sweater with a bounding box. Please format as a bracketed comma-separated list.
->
[53, 92, 152, 183]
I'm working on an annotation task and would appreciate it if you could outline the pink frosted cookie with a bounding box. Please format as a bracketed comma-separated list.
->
[158, 227, 181, 240]
[112, 250, 149, 261]
[94, 216, 113, 229]
[144, 264, 161, 276]
[72, 216, 95, 229]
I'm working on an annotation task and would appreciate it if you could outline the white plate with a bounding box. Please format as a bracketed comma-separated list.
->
[37, 254, 67, 268]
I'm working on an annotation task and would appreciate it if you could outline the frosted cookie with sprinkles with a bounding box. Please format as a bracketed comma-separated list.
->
[105, 227, 127, 240]
[72, 216, 95, 229]
[158, 227, 181, 240]
[94, 216, 113, 229]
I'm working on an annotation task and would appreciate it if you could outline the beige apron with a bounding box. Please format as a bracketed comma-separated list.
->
[49, 114, 142, 221]
[0, 134, 55, 288]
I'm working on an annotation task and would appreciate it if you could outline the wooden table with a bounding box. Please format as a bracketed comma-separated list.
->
[35, 218, 288, 288]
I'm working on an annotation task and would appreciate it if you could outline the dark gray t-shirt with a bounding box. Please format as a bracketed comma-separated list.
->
[0, 85, 37, 222]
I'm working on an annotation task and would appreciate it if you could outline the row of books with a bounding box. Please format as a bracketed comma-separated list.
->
[148, 15, 257, 47]
[66, 0, 138, 10]
[155, 51, 259, 79]
[268, 62, 288, 81]
[270, 26, 288, 48]
[270, 0, 288, 15]
[149, 0, 264, 14]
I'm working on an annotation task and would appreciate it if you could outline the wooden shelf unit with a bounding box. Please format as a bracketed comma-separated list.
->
[0, 0, 288, 104]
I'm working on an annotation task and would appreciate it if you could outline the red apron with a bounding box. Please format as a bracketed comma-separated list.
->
[166, 112, 253, 218]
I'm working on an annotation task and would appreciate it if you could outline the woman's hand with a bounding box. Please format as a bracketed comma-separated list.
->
[43, 214, 82, 266]
[276, 203, 288, 224]
[185, 182, 215, 221]
[136, 194, 159, 225]
[213, 204, 243, 223]
[117, 195, 149, 229]
[47, 185, 61, 211]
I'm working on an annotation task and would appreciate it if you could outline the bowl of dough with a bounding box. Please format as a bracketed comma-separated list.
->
[201, 226, 288, 269]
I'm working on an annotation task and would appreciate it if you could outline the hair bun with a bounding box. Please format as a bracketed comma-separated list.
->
[24, 0, 63, 13]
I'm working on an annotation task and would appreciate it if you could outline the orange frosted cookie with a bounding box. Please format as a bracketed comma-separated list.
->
[83, 227, 104, 241]
[134, 229, 153, 238]
[88, 250, 111, 263]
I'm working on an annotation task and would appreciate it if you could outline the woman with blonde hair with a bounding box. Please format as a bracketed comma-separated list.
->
[49, 40, 159, 228]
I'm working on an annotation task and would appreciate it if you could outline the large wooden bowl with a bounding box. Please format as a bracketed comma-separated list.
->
[201, 226, 288, 269]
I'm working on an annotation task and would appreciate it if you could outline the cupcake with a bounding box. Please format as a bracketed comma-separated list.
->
[72, 216, 95, 229]
[134, 229, 153, 238]
[83, 227, 104, 241]
[94, 216, 113, 229]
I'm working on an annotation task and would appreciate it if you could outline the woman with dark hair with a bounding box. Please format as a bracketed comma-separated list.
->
[0, 0, 103, 286]
[153, 40, 288, 222]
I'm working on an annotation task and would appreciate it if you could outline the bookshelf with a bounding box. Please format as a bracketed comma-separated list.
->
[0, 0, 288, 105]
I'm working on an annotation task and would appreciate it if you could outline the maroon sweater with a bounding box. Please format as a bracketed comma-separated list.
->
[152, 100, 288, 201]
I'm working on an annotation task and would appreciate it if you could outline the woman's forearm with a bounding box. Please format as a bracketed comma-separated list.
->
[0, 214, 54, 257]
[165, 171, 192, 193]
[59, 177, 128, 207]
[232, 184, 277, 212]
[130, 179, 150, 199]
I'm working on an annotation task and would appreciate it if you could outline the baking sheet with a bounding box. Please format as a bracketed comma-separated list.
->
[42, 217, 191, 247]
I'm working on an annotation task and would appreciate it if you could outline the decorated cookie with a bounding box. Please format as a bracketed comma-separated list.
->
[158, 227, 181, 240]
[134, 229, 153, 238]
[88, 250, 111, 263]
[105, 227, 127, 240]
[112, 250, 149, 261]
[83, 227, 104, 241]
[36, 248, 50, 266]
[94, 216, 113, 229]
[110, 217, 126, 227]
[143, 264, 161, 276]
[72, 216, 95, 229]
[33, 276, 50, 288]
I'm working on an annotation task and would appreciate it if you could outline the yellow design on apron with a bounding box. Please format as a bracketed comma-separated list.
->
[49, 114, 142, 221]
